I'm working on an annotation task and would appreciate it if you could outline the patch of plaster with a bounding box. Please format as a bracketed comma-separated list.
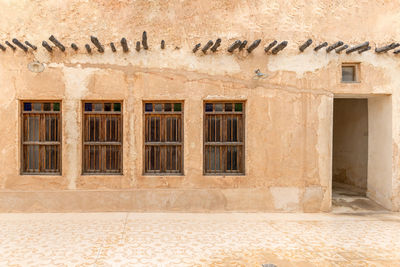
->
[67, 50, 242, 76]
[62, 66, 96, 189]
[204, 95, 247, 100]
[302, 186, 324, 212]
[0, 72, 15, 106]
[317, 95, 333, 188]
[267, 52, 333, 78]
[270, 187, 300, 211]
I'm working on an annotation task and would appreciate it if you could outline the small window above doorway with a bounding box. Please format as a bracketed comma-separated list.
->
[341, 63, 360, 83]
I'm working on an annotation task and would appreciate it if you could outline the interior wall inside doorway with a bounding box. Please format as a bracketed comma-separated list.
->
[332, 99, 368, 192]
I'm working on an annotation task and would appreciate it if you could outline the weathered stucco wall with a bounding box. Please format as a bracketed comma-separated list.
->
[333, 99, 368, 190]
[0, 0, 399, 212]
[368, 96, 393, 209]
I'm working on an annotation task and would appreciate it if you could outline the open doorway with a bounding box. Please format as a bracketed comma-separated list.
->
[333, 99, 368, 196]
[332, 98, 387, 212]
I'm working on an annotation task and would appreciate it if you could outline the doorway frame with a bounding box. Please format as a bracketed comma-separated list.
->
[331, 94, 393, 210]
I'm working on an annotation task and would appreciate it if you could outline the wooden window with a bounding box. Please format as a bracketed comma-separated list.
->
[144, 102, 183, 174]
[21, 101, 61, 174]
[82, 101, 122, 174]
[204, 102, 245, 175]
[341, 63, 360, 83]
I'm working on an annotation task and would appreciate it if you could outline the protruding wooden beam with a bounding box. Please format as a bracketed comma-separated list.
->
[85, 44, 91, 54]
[335, 45, 348, 54]
[299, 39, 312, 52]
[239, 40, 247, 51]
[121, 38, 129, 52]
[375, 43, 400, 53]
[210, 38, 221, 52]
[136, 41, 140, 52]
[346, 42, 369, 54]
[0, 44, 5, 51]
[192, 43, 201, 53]
[227, 40, 241, 53]
[247, 39, 261, 53]
[5, 41, 16, 51]
[12, 38, 28, 52]
[142, 31, 148, 50]
[71, 43, 78, 51]
[161, 40, 165, 49]
[314, 42, 328, 51]
[394, 49, 400, 54]
[110, 43, 116, 52]
[326, 41, 343, 53]
[391, 43, 400, 50]
[90, 36, 104, 53]
[271, 41, 288, 54]
[24, 41, 37, 50]
[264, 40, 277, 53]
[42, 41, 52, 52]
[202, 40, 214, 53]
[49, 35, 65, 52]
[358, 46, 371, 54]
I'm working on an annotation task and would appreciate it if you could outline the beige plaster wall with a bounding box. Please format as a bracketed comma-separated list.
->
[333, 99, 368, 190]
[0, 0, 398, 211]
[368, 96, 393, 209]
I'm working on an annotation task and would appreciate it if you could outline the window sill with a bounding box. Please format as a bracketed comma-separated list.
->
[143, 173, 184, 177]
[20, 172, 61, 176]
[81, 173, 123, 176]
[203, 173, 245, 177]
[341, 81, 360, 84]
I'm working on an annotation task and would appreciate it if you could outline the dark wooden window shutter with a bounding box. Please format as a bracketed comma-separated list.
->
[21, 101, 61, 174]
[144, 102, 183, 174]
[82, 102, 123, 174]
[204, 102, 245, 174]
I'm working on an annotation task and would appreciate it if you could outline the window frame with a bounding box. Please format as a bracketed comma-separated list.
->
[203, 100, 245, 176]
[20, 100, 62, 175]
[81, 100, 123, 175]
[341, 63, 360, 83]
[143, 101, 184, 176]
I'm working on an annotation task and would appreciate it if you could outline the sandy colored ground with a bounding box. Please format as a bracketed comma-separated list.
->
[0, 212, 399, 266]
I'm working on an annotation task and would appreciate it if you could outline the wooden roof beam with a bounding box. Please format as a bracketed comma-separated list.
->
[346, 42, 369, 54]
[227, 40, 241, 53]
[49, 35, 65, 52]
[299, 39, 312, 52]
[5, 41, 16, 51]
[264, 40, 277, 53]
[202, 40, 214, 53]
[247, 39, 261, 53]
[12, 38, 28, 52]
[326, 41, 344, 53]
[271, 41, 288, 54]
[142, 31, 148, 50]
[335, 45, 348, 54]
[210, 38, 221, 52]
[121, 38, 129, 52]
[90, 36, 104, 53]
[314, 42, 328, 51]
[24, 41, 37, 50]
[375, 43, 400, 53]
[192, 43, 201, 53]
[42, 41, 52, 52]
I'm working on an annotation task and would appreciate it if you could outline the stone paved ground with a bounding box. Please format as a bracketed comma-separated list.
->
[0, 212, 399, 266]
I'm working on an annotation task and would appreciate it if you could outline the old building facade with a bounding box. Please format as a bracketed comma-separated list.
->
[0, 0, 399, 212]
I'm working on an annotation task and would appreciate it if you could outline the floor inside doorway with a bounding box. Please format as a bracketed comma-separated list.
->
[332, 182, 387, 213]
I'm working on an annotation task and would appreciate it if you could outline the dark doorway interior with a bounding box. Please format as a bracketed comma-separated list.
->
[332, 99, 368, 197]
